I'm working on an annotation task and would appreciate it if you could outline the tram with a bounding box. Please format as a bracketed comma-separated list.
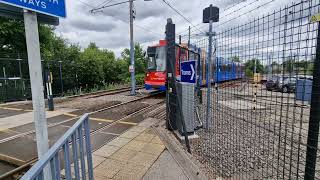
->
[144, 40, 245, 90]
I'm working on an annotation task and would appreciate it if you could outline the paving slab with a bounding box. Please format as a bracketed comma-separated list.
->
[129, 126, 147, 133]
[110, 147, 139, 162]
[107, 137, 132, 148]
[95, 158, 127, 179]
[92, 118, 168, 180]
[129, 152, 159, 167]
[92, 154, 106, 168]
[134, 133, 155, 143]
[91, 132, 118, 151]
[113, 163, 148, 180]
[123, 140, 148, 152]
[0, 109, 26, 118]
[140, 143, 165, 155]
[93, 145, 120, 158]
[142, 150, 188, 180]
[119, 130, 141, 139]
[137, 118, 158, 128]
[0, 108, 75, 129]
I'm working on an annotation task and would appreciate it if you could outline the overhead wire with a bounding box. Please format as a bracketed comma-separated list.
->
[100, 13, 164, 37]
[77, 0, 164, 38]
[216, 0, 276, 28]
[175, 0, 258, 37]
[223, 0, 248, 11]
[159, 0, 206, 34]
[78, 0, 96, 8]
[76, 0, 164, 46]
[90, 0, 135, 12]
[179, 0, 277, 39]
[95, 0, 114, 9]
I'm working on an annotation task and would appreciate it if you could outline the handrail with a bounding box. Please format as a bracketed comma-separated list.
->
[21, 113, 94, 180]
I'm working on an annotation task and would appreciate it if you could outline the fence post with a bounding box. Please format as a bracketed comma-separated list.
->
[205, 19, 213, 130]
[165, 18, 191, 153]
[165, 18, 177, 131]
[58, 61, 64, 96]
[304, 22, 320, 180]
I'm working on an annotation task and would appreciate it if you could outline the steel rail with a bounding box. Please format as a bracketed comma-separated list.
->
[0, 91, 164, 179]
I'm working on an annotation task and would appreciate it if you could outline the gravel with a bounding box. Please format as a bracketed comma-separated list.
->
[189, 82, 320, 179]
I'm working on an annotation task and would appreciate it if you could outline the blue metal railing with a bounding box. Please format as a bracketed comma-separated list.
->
[21, 113, 94, 180]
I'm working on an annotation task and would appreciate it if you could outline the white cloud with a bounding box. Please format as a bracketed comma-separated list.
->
[55, 0, 298, 57]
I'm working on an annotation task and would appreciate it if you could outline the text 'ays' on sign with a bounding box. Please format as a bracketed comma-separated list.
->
[0, 0, 66, 18]
[181, 60, 196, 84]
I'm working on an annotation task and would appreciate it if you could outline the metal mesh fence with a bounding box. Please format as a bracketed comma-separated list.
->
[174, 0, 320, 179]
[0, 58, 80, 102]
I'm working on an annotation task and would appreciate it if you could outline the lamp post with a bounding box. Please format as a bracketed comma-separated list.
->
[203, 4, 219, 129]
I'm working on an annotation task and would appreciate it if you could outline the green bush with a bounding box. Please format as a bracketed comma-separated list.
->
[135, 74, 145, 85]
[124, 74, 145, 85]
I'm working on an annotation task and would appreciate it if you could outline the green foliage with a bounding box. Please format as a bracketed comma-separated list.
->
[231, 56, 241, 63]
[244, 59, 264, 77]
[0, 17, 26, 56]
[282, 59, 314, 75]
[135, 74, 146, 85]
[0, 17, 148, 95]
[120, 43, 147, 75]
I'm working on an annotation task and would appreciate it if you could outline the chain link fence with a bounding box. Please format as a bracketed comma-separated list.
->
[0, 58, 80, 102]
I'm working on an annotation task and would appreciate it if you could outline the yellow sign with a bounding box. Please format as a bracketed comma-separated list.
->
[310, 13, 320, 23]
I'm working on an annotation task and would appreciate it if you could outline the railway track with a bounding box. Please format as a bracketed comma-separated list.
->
[0, 85, 144, 109]
[67, 85, 144, 99]
[0, 90, 164, 179]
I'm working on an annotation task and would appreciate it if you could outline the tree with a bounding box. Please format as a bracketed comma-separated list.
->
[0, 16, 149, 95]
[120, 43, 147, 75]
[0, 17, 61, 59]
[231, 56, 241, 63]
[282, 58, 295, 74]
[76, 43, 118, 87]
[118, 43, 147, 84]
[0, 17, 27, 57]
[245, 59, 264, 77]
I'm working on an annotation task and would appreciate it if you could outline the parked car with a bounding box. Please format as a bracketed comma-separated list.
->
[266, 76, 282, 91]
[277, 77, 297, 93]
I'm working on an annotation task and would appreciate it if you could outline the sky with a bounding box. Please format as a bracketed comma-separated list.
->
[55, 0, 301, 57]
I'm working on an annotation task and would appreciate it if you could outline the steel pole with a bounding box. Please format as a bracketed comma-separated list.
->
[188, 26, 191, 48]
[23, 10, 50, 179]
[129, 0, 136, 95]
[18, 59, 26, 94]
[206, 20, 213, 130]
[304, 22, 320, 180]
[59, 61, 64, 96]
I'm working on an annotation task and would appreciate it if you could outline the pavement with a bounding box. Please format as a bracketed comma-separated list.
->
[0, 108, 75, 129]
[0, 99, 195, 179]
[92, 118, 189, 180]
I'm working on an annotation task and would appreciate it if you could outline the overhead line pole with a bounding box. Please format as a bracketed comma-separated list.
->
[129, 0, 136, 95]
[90, 0, 154, 96]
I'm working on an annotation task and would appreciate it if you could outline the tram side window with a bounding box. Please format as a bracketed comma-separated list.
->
[221, 64, 227, 72]
[227, 64, 232, 72]
[213, 63, 216, 73]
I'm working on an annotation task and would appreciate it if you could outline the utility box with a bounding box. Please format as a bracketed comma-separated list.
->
[176, 82, 195, 135]
[295, 79, 313, 102]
